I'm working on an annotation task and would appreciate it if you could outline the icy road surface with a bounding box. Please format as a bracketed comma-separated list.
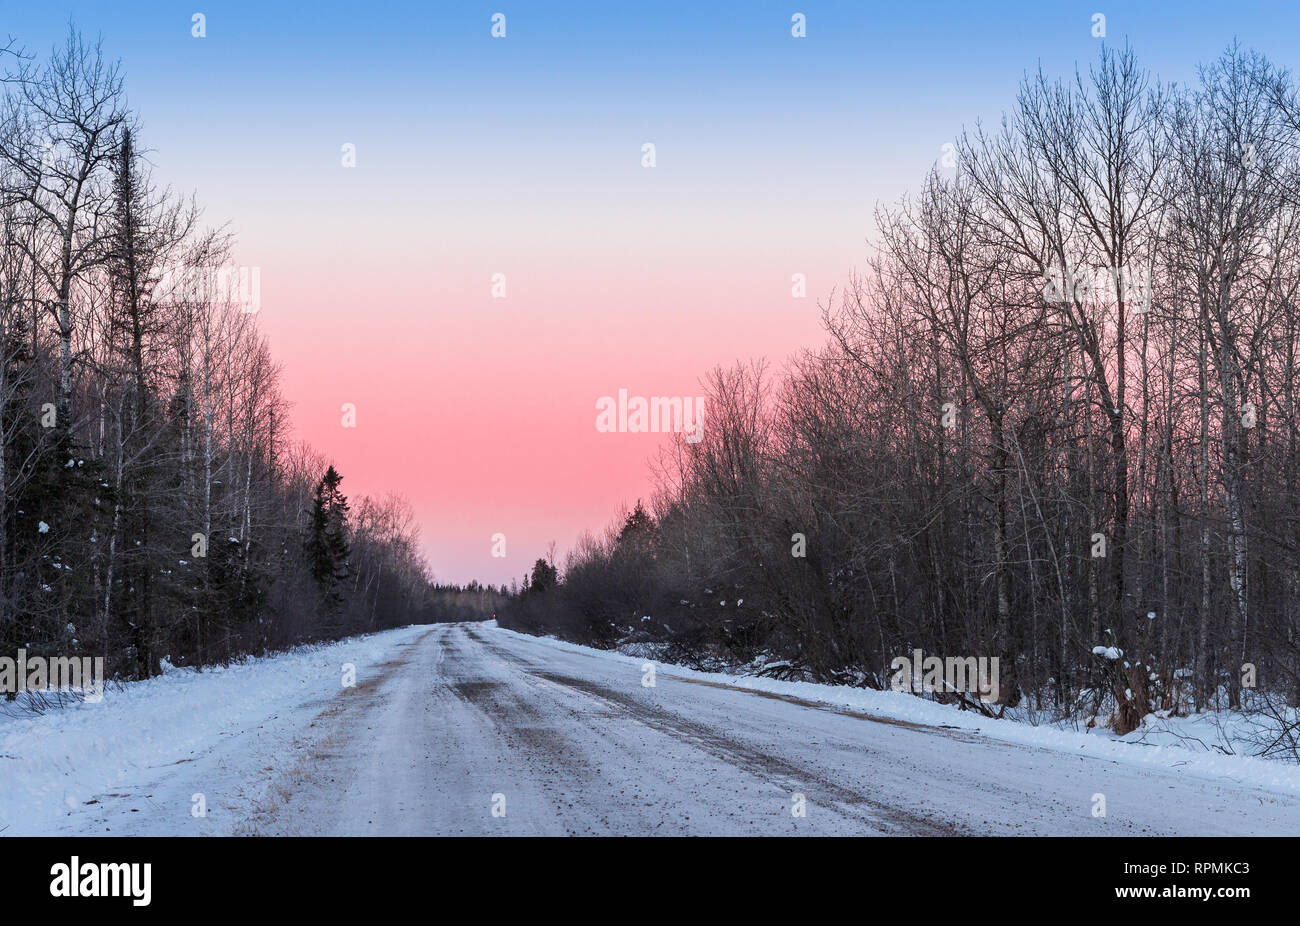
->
[7, 622, 1300, 835]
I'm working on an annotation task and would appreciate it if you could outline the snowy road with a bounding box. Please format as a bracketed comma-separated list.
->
[267, 624, 1298, 836]
[10, 621, 1300, 836]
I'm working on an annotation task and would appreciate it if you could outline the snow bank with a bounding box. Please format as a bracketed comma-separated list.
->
[0, 624, 429, 835]
[496, 626, 1300, 798]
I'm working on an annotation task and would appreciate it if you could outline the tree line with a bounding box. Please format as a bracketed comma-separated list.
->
[503, 44, 1300, 734]
[0, 29, 493, 681]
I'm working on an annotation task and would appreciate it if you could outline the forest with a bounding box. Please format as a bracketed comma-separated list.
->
[0, 29, 499, 682]
[504, 44, 1300, 735]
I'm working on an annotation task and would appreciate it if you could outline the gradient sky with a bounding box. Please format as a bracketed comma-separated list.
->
[4, 1, 1300, 585]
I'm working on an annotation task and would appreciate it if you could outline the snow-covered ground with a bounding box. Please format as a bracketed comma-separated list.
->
[0, 625, 430, 835]
[592, 635, 1300, 799]
[3, 621, 1298, 835]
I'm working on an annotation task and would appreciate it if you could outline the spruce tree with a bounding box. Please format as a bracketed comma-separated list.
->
[306, 465, 350, 610]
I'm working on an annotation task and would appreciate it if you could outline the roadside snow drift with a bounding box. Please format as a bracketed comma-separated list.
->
[0, 625, 430, 835]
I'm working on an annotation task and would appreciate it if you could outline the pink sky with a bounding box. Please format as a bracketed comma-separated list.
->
[8, 1, 1255, 586]
[254, 241, 846, 586]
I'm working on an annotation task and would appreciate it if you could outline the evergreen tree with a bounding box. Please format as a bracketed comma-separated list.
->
[615, 500, 656, 557]
[528, 557, 557, 594]
[306, 465, 350, 609]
